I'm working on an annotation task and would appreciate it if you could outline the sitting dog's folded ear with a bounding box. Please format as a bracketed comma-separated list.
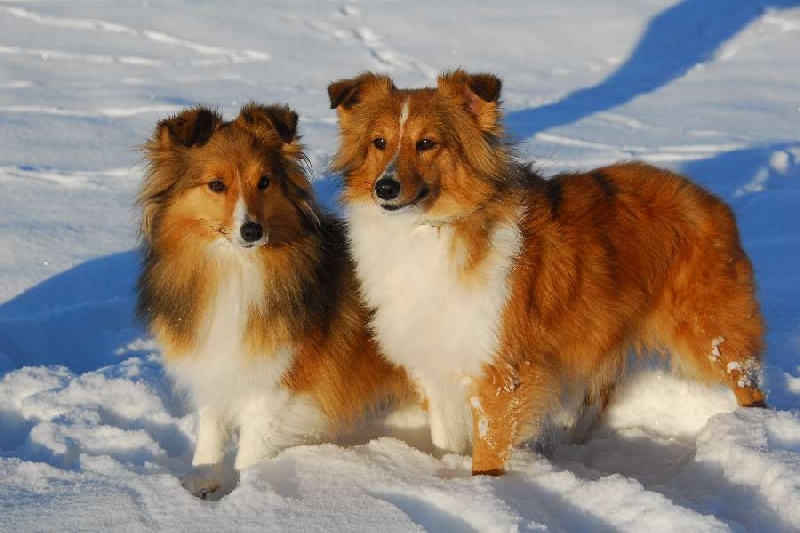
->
[237, 103, 299, 144]
[437, 70, 503, 136]
[328, 73, 395, 111]
[140, 107, 222, 243]
[153, 107, 222, 150]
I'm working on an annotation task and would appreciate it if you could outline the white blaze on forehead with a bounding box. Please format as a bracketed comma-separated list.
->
[393, 99, 410, 157]
[378, 98, 411, 181]
[399, 98, 410, 132]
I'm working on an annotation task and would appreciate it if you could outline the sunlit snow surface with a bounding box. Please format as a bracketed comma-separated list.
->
[1, 1, 800, 531]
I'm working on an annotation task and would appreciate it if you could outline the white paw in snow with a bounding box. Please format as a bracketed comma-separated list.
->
[180, 464, 237, 501]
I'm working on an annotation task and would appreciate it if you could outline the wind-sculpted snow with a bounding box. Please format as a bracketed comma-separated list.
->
[1, 1, 799, 531]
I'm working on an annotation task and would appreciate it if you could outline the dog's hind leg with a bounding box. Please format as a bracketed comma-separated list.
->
[651, 223, 767, 407]
[665, 323, 766, 407]
[234, 392, 328, 470]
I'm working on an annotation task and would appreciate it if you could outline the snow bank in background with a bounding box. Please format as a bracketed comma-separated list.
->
[1, 0, 800, 531]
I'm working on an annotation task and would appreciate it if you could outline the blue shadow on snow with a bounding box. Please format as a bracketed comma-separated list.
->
[0, 251, 144, 375]
[505, 0, 800, 140]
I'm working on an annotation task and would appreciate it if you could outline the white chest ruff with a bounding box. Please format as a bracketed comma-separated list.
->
[164, 247, 293, 425]
[346, 204, 521, 386]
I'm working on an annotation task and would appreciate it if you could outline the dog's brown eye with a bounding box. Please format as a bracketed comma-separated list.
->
[416, 138, 435, 152]
[373, 137, 386, 150]
[208, 180, 226, 192]
[257, 175, 270, 190]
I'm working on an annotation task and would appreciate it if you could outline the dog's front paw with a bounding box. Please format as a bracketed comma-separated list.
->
[180, 464, 235, 501]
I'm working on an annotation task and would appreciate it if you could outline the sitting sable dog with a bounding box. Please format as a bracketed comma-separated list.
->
[328, 70, 766, 475]
[138, 104, 410, 498]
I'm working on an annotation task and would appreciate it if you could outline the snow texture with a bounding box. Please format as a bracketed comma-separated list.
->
[2, 0, 800, 531]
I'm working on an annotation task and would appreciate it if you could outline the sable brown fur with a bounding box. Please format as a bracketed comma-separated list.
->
[137, 103, 411, 494]
[329, 69, 767, 476]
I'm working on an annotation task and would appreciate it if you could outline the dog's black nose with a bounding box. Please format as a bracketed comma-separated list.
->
[375, 178, 401, 200]
[240, 222, 264, 243]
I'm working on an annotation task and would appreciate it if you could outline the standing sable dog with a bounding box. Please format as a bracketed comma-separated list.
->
[328, 70, 766, 475]
[138, 104, 409, 498]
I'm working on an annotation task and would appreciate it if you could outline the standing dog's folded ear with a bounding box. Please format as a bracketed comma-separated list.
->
[328, 73, 395, 111]
[437, 70, 503, 136]
[154, 107, 223, 150]
[237, 103, 299, 144]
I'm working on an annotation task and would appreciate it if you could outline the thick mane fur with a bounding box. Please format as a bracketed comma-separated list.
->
[136, 103, 321, 344]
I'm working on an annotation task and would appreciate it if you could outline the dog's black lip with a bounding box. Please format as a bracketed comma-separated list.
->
[237, 238, 268, 249]
[379, 186, 430, 211]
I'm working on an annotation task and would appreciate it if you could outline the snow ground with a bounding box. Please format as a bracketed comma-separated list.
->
[1, 0, 800, 531]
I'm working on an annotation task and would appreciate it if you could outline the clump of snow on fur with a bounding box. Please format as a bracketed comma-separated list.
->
[709, 336, 725, 362]
[478, 417, 489, 439]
